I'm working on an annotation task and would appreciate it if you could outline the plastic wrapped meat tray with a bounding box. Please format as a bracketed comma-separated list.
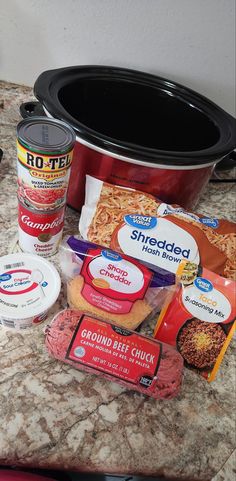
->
[45, 309, 184, 400]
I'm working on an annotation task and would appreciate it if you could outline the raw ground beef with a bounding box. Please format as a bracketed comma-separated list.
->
[45, 309, 184, 400]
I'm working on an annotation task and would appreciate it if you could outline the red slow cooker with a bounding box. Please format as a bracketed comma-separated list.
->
[24, 66, 236, 210]
[0, 470, 56, 481]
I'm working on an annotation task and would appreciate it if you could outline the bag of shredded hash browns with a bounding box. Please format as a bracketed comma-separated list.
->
[79, 176, 236, 280]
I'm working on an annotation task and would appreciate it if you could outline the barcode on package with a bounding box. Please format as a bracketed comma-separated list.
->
[4, 262, 24, 269]
[0, 318, 30, 329]
[0, 319, 16, 328]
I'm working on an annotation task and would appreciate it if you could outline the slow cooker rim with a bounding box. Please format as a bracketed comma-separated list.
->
[43, 106, 226, 170]
[34, 65, 236, 166]
[42, 102, 234, 166]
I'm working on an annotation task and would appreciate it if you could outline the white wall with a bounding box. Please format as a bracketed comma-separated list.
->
[1, 0, 235, 115]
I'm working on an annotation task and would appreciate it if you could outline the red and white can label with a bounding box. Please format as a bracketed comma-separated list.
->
[17, 141, 74, 210]
[18, 202, 65, 257]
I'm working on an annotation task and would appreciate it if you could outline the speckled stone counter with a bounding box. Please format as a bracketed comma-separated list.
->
[0, 81, 235, 481]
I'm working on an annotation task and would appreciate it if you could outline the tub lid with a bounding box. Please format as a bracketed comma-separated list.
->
[0, 253, 61, 320]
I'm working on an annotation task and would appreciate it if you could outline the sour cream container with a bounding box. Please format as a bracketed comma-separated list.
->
[0, 253, 61, 330]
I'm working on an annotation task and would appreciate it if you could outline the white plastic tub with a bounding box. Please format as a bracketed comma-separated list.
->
[0, 253, 61, 330]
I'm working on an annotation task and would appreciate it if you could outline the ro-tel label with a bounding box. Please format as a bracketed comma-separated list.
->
[113, 214, 200, 274]
[80, 248, 152, 314]
[66, 315, 162, 389]
[17, 141, 73, 181]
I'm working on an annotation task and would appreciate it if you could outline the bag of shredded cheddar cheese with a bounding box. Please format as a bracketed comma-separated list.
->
[59, 236, 176, 331]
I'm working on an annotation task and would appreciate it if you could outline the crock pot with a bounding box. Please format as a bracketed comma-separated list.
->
[29, 66, 235, 211]
[0, 470, 57, 481]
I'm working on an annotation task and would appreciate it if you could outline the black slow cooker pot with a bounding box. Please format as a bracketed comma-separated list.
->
[22, 66, 236, 210]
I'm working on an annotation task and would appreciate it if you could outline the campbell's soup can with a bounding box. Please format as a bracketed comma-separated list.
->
[16, 117, 76, 211]
[18, 199, 65, 257]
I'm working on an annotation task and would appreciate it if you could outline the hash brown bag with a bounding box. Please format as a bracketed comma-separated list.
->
[79, 176, 236, 280]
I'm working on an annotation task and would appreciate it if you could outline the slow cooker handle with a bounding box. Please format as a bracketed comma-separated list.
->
[215, 149, 236, 171]
[20, 101, 46, 119]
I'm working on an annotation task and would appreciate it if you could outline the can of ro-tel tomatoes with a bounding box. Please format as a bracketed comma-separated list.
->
[18, 199, 65, 257]
[16, 117, 76, 211]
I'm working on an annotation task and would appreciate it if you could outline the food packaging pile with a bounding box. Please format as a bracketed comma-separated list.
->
[0, 117, 235, 400]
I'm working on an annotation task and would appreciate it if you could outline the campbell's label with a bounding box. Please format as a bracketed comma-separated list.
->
[19, 207, 64, 235]
[17, 141, 74, 210]
[66, 315, 162, 389]
[113, 214, 200, 274]
[80, 247, 152, 314]
[18, 202, 65, 257]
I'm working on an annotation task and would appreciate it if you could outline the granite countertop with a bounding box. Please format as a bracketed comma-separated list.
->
[0, 81, 235, 481]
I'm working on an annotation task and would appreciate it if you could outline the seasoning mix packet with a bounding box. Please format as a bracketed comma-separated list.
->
[79, 176, 236, 280]
[154, 261, 236, 381]
[59, 236, 176, 331]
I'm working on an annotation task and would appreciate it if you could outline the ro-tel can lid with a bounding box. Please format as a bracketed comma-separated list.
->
[17, 116, 76, 154]
[0, 253, 61, 320]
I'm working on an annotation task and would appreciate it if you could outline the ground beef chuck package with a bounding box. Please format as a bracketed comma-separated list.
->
[154, 261, 236, 381]
[79, 176, 236, 280]
[59, 236, 175, 331]
[45, 309, 184, 399]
